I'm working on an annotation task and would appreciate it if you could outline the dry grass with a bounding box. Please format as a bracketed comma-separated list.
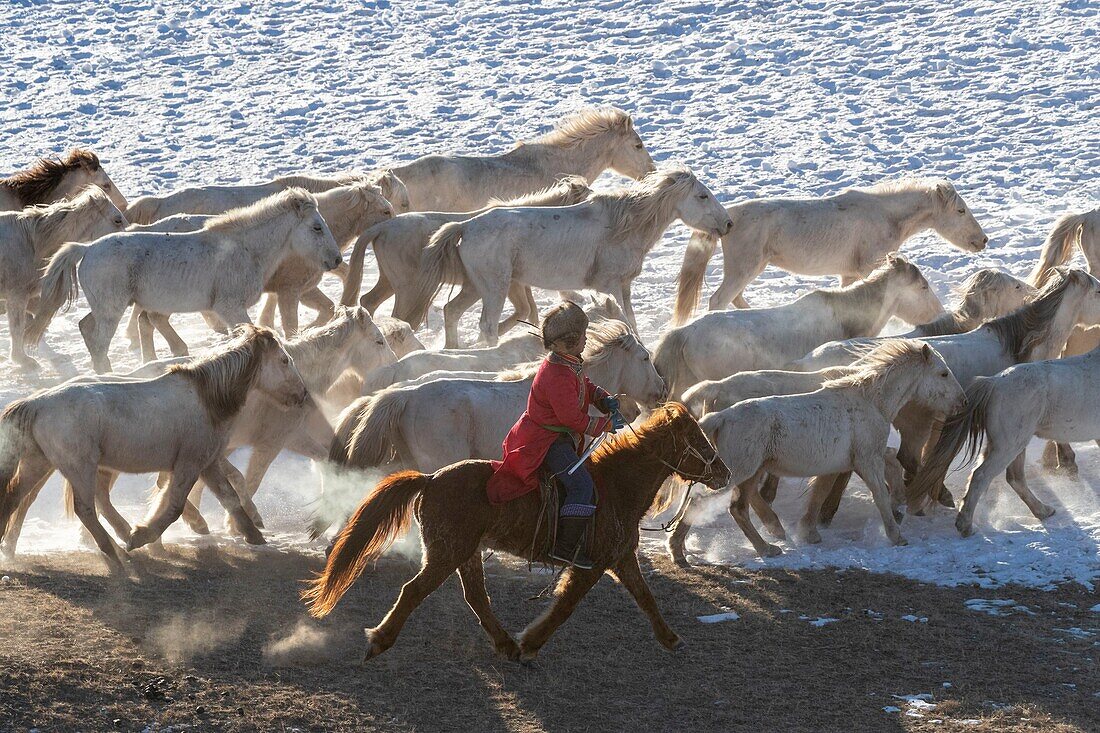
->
[0, 545, 1096, 732]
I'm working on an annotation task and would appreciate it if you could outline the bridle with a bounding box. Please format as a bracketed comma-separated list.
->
[631, 422, 724, 533]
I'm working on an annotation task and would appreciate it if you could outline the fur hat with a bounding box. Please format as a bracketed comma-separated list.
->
[541, 301, 588, 348]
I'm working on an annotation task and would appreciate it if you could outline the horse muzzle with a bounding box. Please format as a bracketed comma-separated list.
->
[325, 256, 343, 271]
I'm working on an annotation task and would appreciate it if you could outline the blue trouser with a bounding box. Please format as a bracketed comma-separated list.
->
[543, 436, 596, 517]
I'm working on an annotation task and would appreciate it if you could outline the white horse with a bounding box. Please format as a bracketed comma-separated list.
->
[682, 366, 853, 418]
[672, 341, 965, 560]
[410, 165, 733, 346]
[0, 148, 128, 212]
[911, 345, 1100, 537]
[342, 176, 592, 327]
[127, 182, 394, 359]
[673, 178, 988, 323]
[312, 320, 665, 536]
[54, 306, 398, 547]
[789, 268, 1036, 372]
[0, 189, 128, 367]
[28, 188, 342, 373]
[654, 255, 944, 397]
[389, 107, 654, 212]
[0, 327, 305, 567]
[124, 170, 409, 224]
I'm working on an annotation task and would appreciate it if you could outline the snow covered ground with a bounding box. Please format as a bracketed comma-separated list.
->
[3, 0, 1098, 589]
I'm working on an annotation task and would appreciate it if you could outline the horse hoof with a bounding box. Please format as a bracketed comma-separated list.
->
[519, 649, 538, 663]
[801, 528, 822, 545]
[892, 535, 908, 547]
[893, 509, 904, 524]
[497, 640, 521, 661]
[363, 630, 386, 661]
[1036, 505, 1056, 520]
[764, 524, 786, 541]
[662, 635, 684, 652]
[760, 544, 783, 558]
[244, 530, 266, 546]
[936, 490, 956, 509]
[956, 520, 974, 538]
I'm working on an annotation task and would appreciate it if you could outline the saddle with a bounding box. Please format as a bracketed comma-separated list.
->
[528, 468, 597, 563]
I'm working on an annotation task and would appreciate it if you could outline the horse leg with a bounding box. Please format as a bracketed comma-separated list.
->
[1004, 449, 1056, 521]
[137, 311, 158, 363]
[6, 293, 37, 370]
[201, 312, 229, 334]
[711, 246, 765, 311]
[817, 472, 850, 526]
[242, 446, 281, 526]
[518, 567, 603, 661]
[611, 553, 682, 651]
[258, 294, 278, 329]
[94, 470, 132, 544]
[475, 277, 507, 346]
[79, 310, 122, 374]
[147, 312, 189, 358]
[365, 551, 464, 661]
[666, 492, 697, 567]
[301, 287, 336, 330]
[853, 457, 906, 546]
[217, 457, 263, 531]
[729, 471, 782, 557]
[0, 462, 53, 558]
[124, 306, 143, 351]
[457, 554, 520, 659]
[800, 475, 837, 543]
[201, 462, 264, 544]
[128, 467, 202, 550]
[442, 283, 481, 349]
[277, 290, 301, 338]
[922, 418, 956, 507]
[748, 489, 785, 539]
[955, 446, 1018, 537]
[498, 282, 532, 335]
[360, 272, 395, 314]
[758, 473, 779, 503]
[212, 304, 253, 328]
[60, 463, 127, 568]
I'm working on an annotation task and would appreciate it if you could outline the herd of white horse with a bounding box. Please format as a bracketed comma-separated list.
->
[0, 107, 1099, 574]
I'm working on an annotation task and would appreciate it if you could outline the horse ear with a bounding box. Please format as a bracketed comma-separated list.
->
[934, 181, 954, 204]
[921, 343, 933, 361]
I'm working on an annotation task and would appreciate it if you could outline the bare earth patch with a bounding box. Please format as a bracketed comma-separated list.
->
[0, 546, 1095, 732]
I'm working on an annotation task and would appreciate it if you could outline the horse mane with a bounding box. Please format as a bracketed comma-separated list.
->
[982, 268, 1077, 361]
[270, 173, 361, 192]
[822, 339, 930, 392]
[0, 149, 102, 206]
[592, 165, 698, 244]
[203, 187, 316, 232]
[18, 186, 112, 245]
[285, 307, 362, 391]
[497, 318, 636, 381]
[523, 107, 634, 148]
[167, 326, 280, 423]
[487, 175, 591, 208]
[592, 402, 693, 465]
[860, 177, 961, 208]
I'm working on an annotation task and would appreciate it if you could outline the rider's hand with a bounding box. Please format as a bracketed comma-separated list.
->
[609, 411, 626, 433]
[599, 395, 620, 414]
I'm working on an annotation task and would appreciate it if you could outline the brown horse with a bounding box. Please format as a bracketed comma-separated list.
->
[302, 403, 731, 662]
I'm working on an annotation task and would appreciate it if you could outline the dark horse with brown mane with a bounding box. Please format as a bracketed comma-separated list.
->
[303, 403, 731, 662]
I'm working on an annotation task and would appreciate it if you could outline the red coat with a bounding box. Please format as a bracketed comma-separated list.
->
[486, 352, 612, 504]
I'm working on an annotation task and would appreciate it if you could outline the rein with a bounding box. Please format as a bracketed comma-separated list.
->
[625, 421, 721, 533]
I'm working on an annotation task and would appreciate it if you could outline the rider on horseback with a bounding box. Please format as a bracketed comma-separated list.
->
[486, 301, 626, 569]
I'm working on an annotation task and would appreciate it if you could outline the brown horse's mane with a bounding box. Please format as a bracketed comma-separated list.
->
[1, 149, 101, 206]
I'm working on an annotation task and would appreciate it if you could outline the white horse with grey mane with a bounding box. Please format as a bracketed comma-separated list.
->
[672, 178, 988, 323]
[0, 327, 305, 568]
[909, 345, 1100, 537]
[0, 148, 128, 212]
[312, 320, 666, 536]
[124, 170, 409, 224]
[28, 188, 342, 373]
[388, 107, 654, 212]
[672, 341, 965, 561]
[654, 255, 944, 398]
[409, 165, 733, 346]
[789, 268, 1035, 372]
[342, 176, 592, 328]
[127, 181, 394, 358]
[0, 188, 128, 368]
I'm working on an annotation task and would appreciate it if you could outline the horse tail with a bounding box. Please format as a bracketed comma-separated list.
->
[0, 400, 39, 531]
[124, 196, 162, 226]
[672, 230, 720, 325]
[400, 222, 465, 327]
[905, 378, 996, 511]
[26, 242, 88, 347]
[302, 470, 428, 618]
[327, 389, 408, 469]
[340, 221, 389, 307]
[653, 326, 696, 399]
[1030, 213, 1087, 286]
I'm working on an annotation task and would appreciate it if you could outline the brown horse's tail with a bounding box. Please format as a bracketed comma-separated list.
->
[399, 221, 465, 327]
[905, 377, 996, 512]
[302, 470, 427, 618]
[672, 230, 720, 326]
[0, 400, 38, 533]
[26, 242, 87, 348]
[1030, 213, 1087, 286]
[340, 220, 390, 307]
